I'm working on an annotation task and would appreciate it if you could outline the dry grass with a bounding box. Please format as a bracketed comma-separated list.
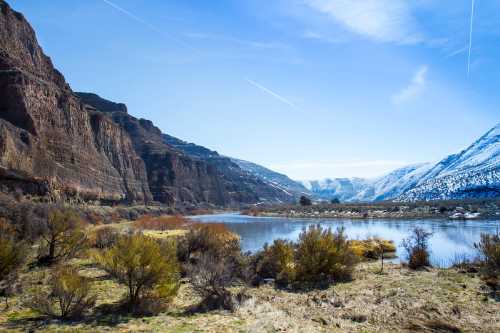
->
[1, 260, 498, 332]
[134, 215, 190, 231]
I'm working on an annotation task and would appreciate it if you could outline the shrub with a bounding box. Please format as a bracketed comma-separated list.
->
[38, 208, 88, 265]
[330, 198, 341, 204]
[95, 234, 180, 313]
[178, 223, 240, 262]
[134, 215, 188, 231]
[401, 227, 432, 269]
[474, 233, 500, 282]
[90, 226, 119, 249]
[299, 196, 312, 206]
[253, 239, 295, 287]
[29, 265, 96, 319]
[295, 225, 357, 287]
[349, 238, 396, 259]
[186, 252, 238, 311]
[2, 202, 47, 242]
[0, 234, 26, 309]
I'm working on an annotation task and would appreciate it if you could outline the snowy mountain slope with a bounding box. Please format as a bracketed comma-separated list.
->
[302, 123, 499, 202]
[230, 158, 311, 199]
[301, 163, 432, 202]
[300, 178, 371, 201]
[398, 124, 499, 201]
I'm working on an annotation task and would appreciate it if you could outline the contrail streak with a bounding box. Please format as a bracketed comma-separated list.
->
[101, 0, 199, 54]
[467, 0, 475, 76]
[245, 79, 298, 110]
[101, 0, 299, 111]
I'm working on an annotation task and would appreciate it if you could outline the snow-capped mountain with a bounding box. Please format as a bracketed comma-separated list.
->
[300, 163, 433, 202]
[398, 123, 499, 201]
[300, 178, 372, 201]
[303, 124, 499, 202]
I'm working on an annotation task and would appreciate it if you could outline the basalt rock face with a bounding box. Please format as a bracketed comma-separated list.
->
[77, 93, 294, 206]
[0, 1, 152, 203]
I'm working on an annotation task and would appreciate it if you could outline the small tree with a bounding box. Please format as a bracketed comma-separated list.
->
[299, 196, 312, 206]
[38, 208, 88, 265]
[29, 265, 96, 319]
[295, 225, 357, 286]
[474, 233, 500, 281]
[330, 198, 340, 204]
[401, 227, 432, 269]
[0, 234, 26, 309]
[96, 234, 180, 312]
[90, 226, 119, 249]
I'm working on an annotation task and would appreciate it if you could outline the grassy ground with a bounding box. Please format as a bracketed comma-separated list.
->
[0, 259, 498, 333]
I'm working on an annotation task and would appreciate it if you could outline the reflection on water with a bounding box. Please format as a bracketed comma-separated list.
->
[190, 213, 500, 267]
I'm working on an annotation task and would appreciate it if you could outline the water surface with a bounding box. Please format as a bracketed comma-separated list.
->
[190, 213, 500, 267]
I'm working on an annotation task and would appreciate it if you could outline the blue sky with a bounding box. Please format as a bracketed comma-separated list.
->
[10, 0, 499, 179]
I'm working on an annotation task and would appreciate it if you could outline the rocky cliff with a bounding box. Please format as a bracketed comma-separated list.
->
[0, 1, 151, 203]
[78, 93, 294, 206]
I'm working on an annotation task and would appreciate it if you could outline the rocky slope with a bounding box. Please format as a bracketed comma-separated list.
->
[229, 158, 311, 199]
[0, 1, 151, 203]
[162, 129, 297, 204]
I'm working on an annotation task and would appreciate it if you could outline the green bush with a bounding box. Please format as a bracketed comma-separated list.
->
[253, 239, 295, 287]
[38, 208, 88, 265]
[95, 234, 180, 313]
[29, 265, 96, 319]
[295, 225, 357, 287]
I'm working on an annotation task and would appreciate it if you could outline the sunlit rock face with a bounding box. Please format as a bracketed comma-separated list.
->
[0, 1, 151, 203]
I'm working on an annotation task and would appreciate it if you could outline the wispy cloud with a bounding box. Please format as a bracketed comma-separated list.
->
[245, 79, 298, 110]
[392, 65, 428, 105]
[304, 0, 422, 44]
[301, 30, 346, 44]
[101, 0, 199, 54]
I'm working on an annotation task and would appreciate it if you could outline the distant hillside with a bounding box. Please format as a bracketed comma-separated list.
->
[230, 158, 311, 199]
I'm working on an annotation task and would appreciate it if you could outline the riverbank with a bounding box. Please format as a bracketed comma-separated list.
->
[246, 199, 500, 220]
[1, 261, 498, 333]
